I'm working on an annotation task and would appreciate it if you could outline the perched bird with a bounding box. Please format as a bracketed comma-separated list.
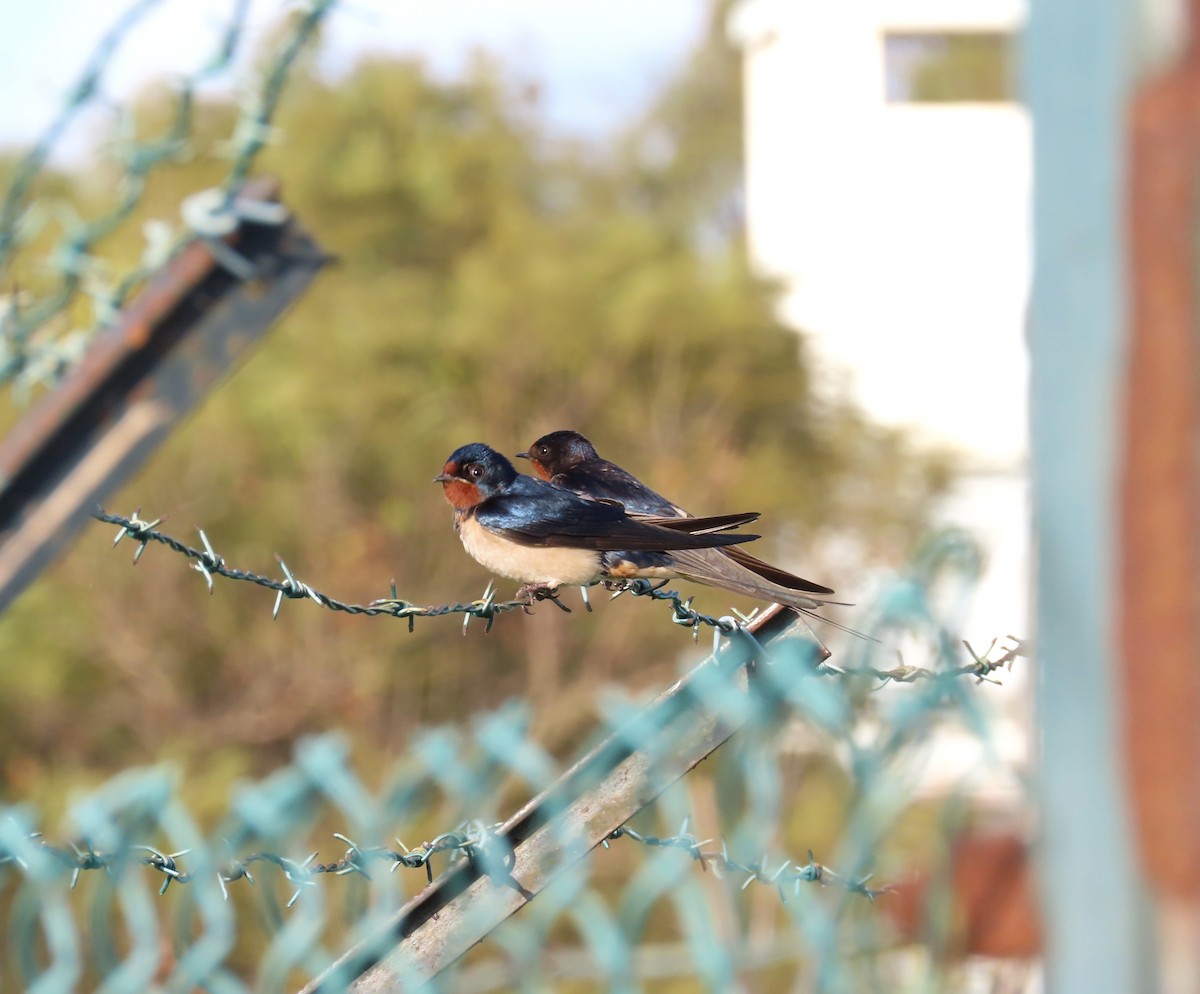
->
[517, 430, 855, 628]
[520, 430, 687, 518]
[434, 443, 761, 596]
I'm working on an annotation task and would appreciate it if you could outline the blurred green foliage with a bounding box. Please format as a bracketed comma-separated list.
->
[0, 5, 953, 824]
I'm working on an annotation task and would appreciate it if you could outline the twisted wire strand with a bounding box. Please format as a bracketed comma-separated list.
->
[1, 819, 883, 909]
[96, 508, 1024, 680]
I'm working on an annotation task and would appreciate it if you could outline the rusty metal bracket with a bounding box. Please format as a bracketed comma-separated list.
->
[0, 176, 328, 613]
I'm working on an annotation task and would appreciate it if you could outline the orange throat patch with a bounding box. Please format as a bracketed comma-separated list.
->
[441, 478, 483, 509]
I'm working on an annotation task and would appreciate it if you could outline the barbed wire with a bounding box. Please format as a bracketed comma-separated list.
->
[0, 822, 493, 905]
[604, 818, 889, 902]
[0, 817, 881, 910]
[0, 0, 336, 395]
[94, 508, 1024, 683]
[95, 507, 762, 640]
[864, 635, 1025, 687]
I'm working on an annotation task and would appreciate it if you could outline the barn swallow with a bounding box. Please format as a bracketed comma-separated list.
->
[435, 443, 761, 596]
[517, 431, 856, 628]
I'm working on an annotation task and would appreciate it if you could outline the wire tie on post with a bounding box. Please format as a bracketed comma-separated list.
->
[181, 188, 239, 237]
[181, 187, 286, 280]
[734, 623, 767, 661]
[713, 616, 739, 655]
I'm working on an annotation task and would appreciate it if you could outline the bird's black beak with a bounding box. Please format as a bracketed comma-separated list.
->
[433, 472, 456, 483]
[515, 451, 530, 460]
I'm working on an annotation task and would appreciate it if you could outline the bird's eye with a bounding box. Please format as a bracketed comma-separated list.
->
[467, 463, 484, 479]
[537, 445, 549, 457]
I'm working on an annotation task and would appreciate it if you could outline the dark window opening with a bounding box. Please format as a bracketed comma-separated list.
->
[884, 32, 1016, 103]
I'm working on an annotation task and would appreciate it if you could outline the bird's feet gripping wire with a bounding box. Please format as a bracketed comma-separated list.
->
[514, 583, 572, 614]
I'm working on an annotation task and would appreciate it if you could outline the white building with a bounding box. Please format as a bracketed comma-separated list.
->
[729, 0, 1031, 789]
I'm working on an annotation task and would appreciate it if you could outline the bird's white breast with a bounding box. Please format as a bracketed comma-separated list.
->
[457, 515, 602, 586]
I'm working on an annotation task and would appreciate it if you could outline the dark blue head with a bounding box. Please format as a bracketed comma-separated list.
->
[516, 430, 600, 480]
[435, 443, 520, 508]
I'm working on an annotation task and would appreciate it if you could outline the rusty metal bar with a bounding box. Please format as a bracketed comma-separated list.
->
[1120, 2, 1200, 901]
[299, 604, 804, 994]
[0, 176, 328, 613]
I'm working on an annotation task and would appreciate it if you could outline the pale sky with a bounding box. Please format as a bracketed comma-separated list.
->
[1, 0, 707, 156]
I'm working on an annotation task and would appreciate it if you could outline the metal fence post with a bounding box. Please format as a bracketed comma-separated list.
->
[1026, 1, 1155, 990]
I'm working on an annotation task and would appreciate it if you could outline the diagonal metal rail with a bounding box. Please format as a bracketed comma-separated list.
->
[0, 175, 328, 613]
[300, 603, 805, 993]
